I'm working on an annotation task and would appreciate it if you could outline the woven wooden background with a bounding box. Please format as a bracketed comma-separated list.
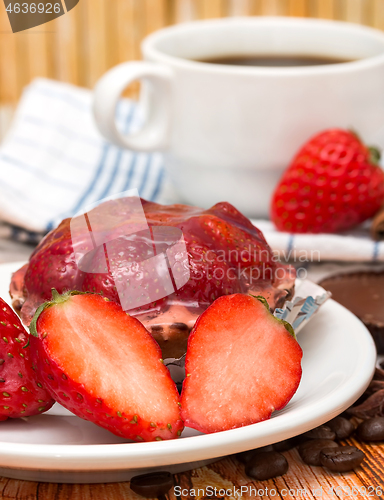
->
[1, 0, 384, 136]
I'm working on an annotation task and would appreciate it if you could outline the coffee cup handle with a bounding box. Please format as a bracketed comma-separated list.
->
[93, 62, 173, 151]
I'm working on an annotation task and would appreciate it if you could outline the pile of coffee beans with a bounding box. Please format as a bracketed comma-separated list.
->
[235, 414, 378, 481]
[128, 415, 384, 495]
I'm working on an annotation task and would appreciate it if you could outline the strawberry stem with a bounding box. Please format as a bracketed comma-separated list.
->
[249, 294, 270, 311]
[29, 302, 50, 338]
[250, 294, 296, 339]
[51, 288, 61, 302]
[369, 147, 381, 165]
[29, 289, 90, 337]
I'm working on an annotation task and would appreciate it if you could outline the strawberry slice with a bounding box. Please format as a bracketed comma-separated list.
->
[30, 291, 184, 442]
[180, 294, 302, 433]
[0, 297, 54, 420]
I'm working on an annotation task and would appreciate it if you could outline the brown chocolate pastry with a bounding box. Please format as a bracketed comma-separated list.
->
[149, 321, 192, 359]
[9, 264, 28, 316]
[137, 305, 197, 359]
[319, 271, 384, 353]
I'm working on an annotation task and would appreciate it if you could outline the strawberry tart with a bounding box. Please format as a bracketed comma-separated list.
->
[10, 199, 295, 358]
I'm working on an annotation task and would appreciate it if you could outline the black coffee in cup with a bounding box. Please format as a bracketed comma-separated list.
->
[195, 54, 355, 66]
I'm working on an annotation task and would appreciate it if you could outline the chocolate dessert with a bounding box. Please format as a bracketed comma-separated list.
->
[319, 271, 384, 353]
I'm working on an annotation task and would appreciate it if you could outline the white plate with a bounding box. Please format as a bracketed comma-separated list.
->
[0, 261, 376, 483]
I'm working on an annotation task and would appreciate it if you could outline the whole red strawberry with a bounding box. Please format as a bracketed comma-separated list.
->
[0, 297, 54, 420]
[271, 129, 384, 233]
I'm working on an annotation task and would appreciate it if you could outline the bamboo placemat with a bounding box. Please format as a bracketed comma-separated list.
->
[1, 0, 383, 110]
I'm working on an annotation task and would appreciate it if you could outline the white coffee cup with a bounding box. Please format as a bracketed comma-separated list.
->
[93, 17, 384, 217]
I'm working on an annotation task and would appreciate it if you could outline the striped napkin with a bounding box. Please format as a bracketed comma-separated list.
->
[1, 77, 383, 264]
[253, 220, 384, 263]
[0, 78, 178, 240]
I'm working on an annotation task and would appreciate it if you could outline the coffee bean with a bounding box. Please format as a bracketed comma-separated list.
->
[130, 472, 173, 498]
[237, 449, 256, 464]
[357, 417, 384, 441]
[236, 445, 274, 464]
[302, 425, 336, 441]
[326, 416, 355, 440]
[273, 436, 302, 452]
[298, 439, 338, 466]
[245, 451, 288, 480]
[320, 446, 365, 472]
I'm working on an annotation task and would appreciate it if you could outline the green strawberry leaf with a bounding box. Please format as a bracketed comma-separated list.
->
[250, 294, 296, 339]
[29, 288, 91, 337]
[369, 146, 381, 165]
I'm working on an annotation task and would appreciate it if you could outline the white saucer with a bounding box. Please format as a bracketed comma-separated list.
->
[0, 262, 376, 483]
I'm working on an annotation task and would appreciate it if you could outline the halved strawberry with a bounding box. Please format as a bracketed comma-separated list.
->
[180, 294, 302, 433]
[30, 291, 183, 442]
